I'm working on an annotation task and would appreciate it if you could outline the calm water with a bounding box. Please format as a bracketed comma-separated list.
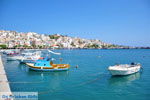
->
[4, 49, 150, 100]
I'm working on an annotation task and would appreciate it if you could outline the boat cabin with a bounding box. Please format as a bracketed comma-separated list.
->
[34, 57, 53, 67]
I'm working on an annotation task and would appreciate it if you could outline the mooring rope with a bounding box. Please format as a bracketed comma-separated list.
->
[38, 72, 110, 94]
[71, 73, 110, 88]
[1, 70, 110, 95]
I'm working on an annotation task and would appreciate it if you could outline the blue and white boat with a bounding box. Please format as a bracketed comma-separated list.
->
[26, 57, 70, 71]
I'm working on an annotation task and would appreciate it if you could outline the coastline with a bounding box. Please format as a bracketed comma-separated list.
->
[0, 47, 150, 51]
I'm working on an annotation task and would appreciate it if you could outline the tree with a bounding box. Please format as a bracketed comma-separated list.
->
[0, 44, 7, 49]
[86, 44, 100, 48]
[49, 35, 60, 40]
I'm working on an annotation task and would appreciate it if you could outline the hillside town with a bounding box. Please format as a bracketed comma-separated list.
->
[0, 30, 128, 49]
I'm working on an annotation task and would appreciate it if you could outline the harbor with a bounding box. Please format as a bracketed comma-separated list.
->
[0, 49, 149, 100]
[1, 0, 149, 99]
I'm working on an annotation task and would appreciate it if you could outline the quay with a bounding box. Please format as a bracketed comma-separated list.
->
[0, 54, 12, 98]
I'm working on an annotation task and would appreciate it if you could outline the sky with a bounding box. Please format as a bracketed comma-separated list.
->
[0, 0, 150, 46]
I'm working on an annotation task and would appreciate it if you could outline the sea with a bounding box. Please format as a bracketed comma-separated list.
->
[3, 49, 150, 100]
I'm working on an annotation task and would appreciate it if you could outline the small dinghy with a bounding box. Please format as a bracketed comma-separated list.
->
[108, 63, 141, 76]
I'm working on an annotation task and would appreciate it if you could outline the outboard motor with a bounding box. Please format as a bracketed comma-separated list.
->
[131, 62, 135, 65]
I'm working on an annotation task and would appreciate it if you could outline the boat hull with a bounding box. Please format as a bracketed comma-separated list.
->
[108, 65, 141, 76]
[28, 67, 69, 71]
[19, 60, 36, 63]
[7, 56, 22, 61]
[26, 63, 70, 71]
[7, 57, 18, 61]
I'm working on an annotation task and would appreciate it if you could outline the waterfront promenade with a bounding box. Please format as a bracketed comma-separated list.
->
[0, 54, 12, 94]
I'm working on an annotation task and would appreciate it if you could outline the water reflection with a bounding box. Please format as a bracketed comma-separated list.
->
[11, 63, 70, 92]
[18, 63, 29, 72]
[27, 69, 69, 86]
[108, 72, 141, 86]
[26, 71, 70, 93]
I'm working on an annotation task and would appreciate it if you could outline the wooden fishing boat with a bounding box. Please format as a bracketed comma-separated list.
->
[25, 58, 70, 71]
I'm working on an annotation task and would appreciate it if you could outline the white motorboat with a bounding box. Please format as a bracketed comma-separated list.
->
[7, 51, 41, 63]
[108, 63, 141, 76]
[7, 50, 60, 63]
[7, 55, 23, 61]
[3, 49, 20, 55]
[18, 51, 41, 63]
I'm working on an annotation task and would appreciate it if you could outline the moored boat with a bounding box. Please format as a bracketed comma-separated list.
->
[25, 58, 70, 71]
[7, 51, 41, 62]
[18, 51, 41, 63]
[7, 55, 23, 61]
[4, 50, 20, 55]
[108, 63, 141, 76]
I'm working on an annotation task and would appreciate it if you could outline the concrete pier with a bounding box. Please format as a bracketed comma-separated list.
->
[0, 54, 12, 96]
